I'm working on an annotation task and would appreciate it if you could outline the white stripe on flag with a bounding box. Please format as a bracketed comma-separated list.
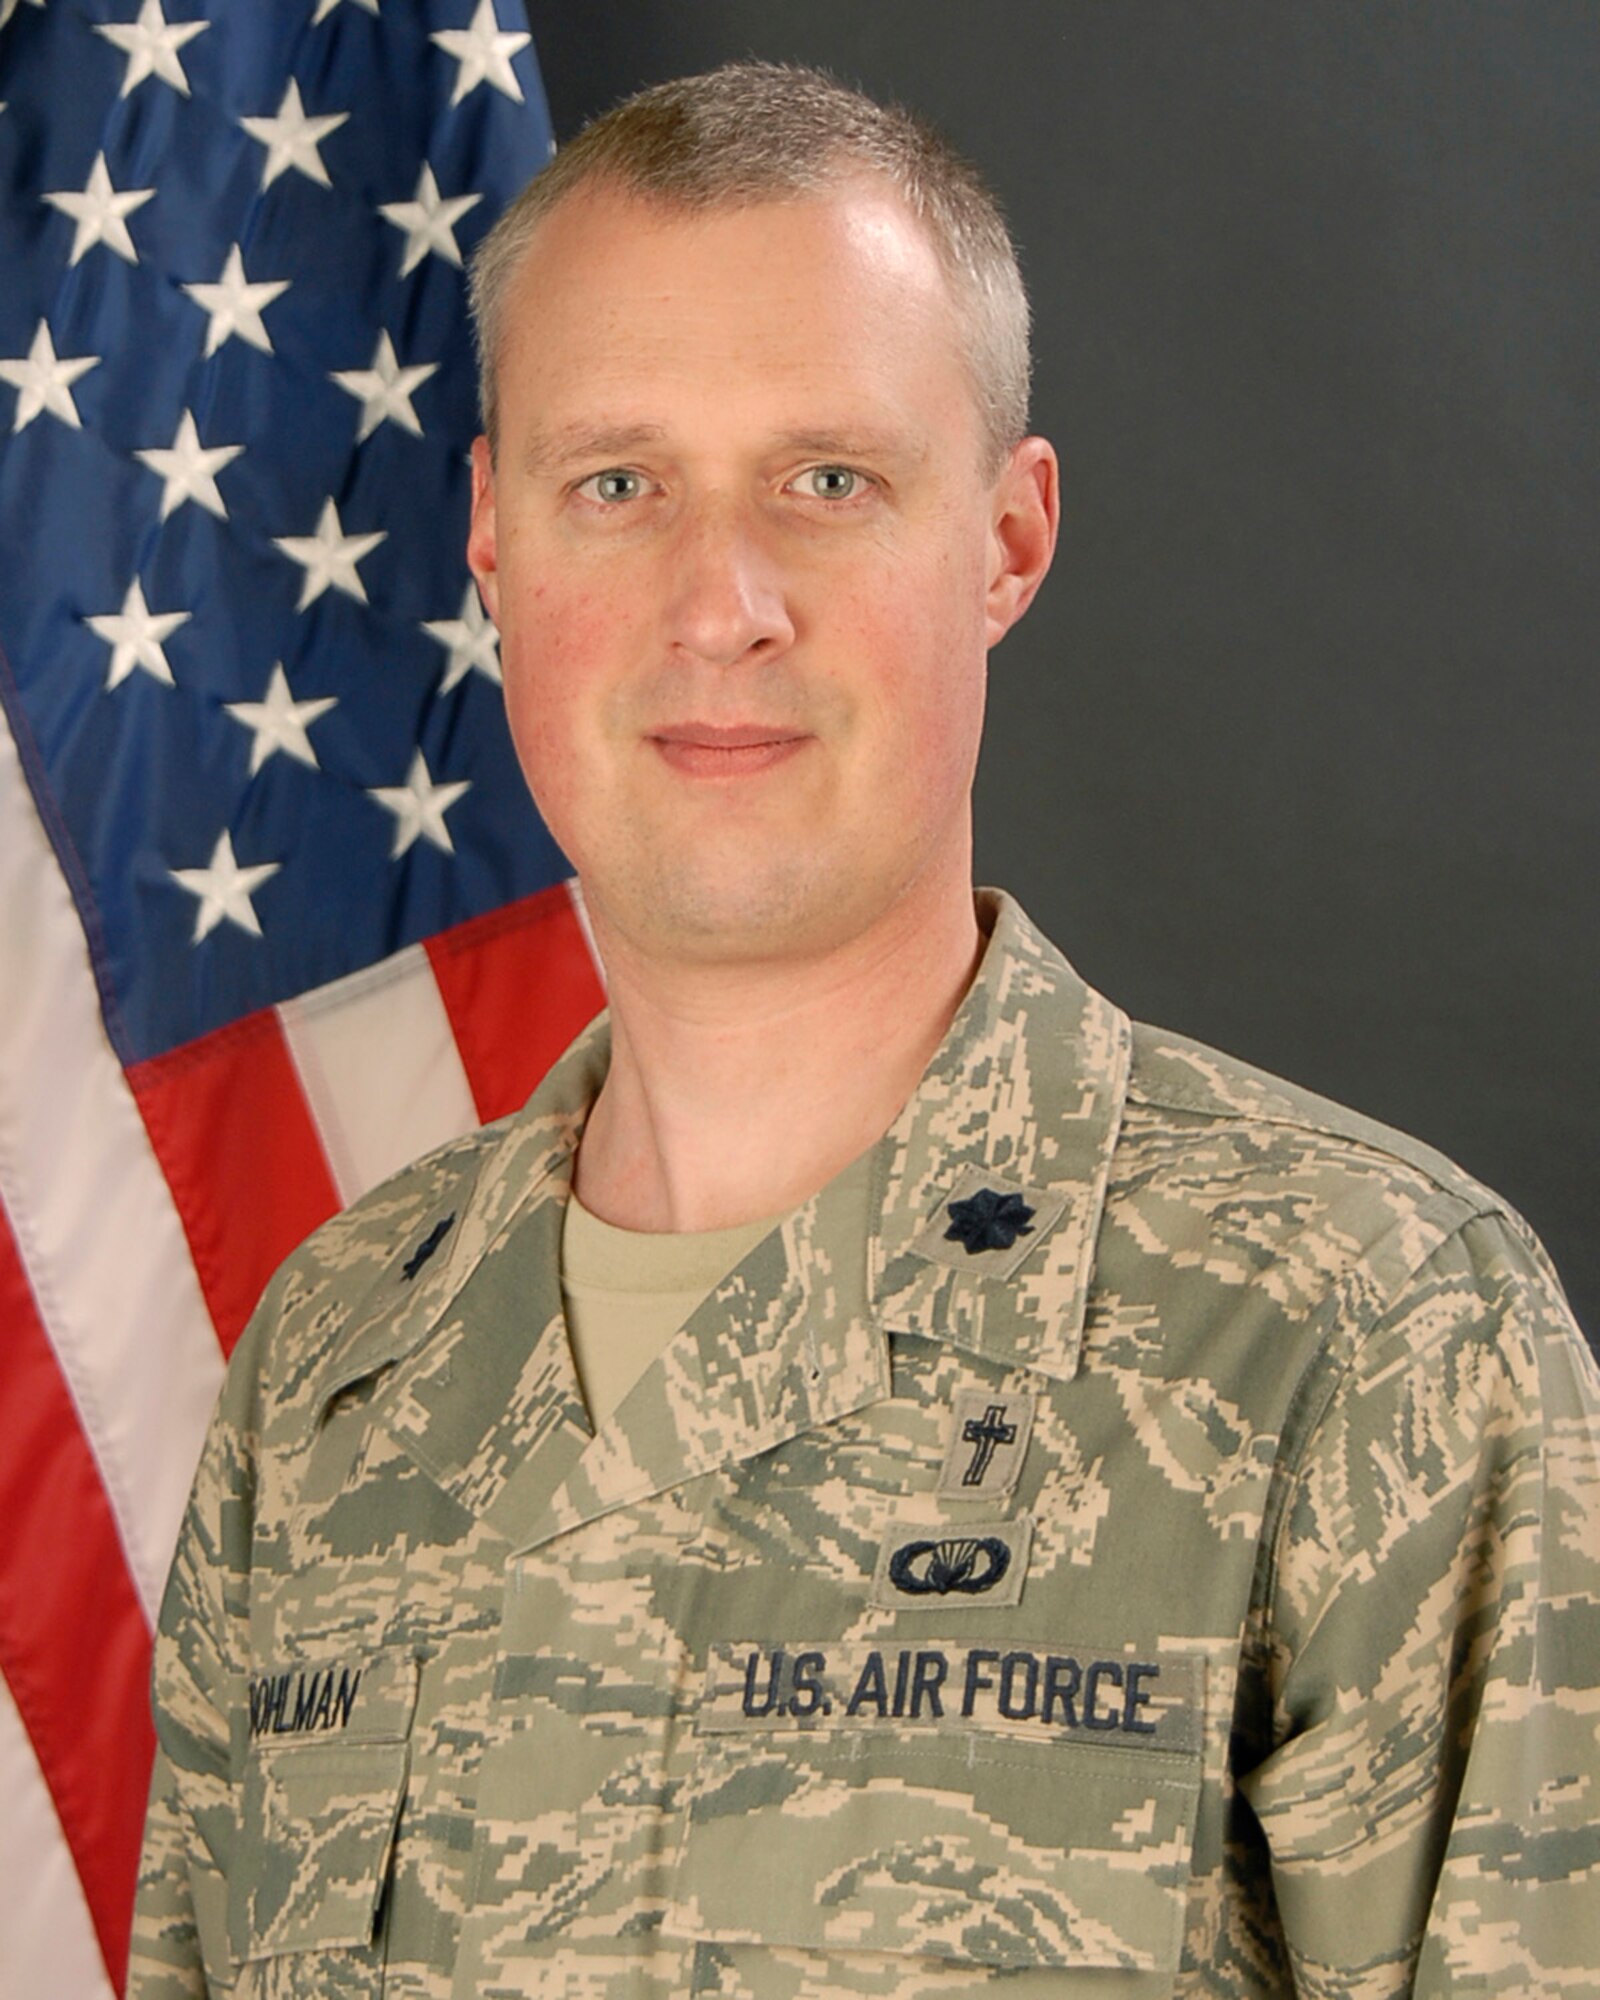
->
[566, 875, 607, 991]
[0, 1667, 118, 2000]
[278, 941, 480, 1205]
[0, 707, 224, 1621]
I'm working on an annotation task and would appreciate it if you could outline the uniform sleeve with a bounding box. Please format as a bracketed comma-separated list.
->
[1238, 1212, 1600, 1998]
[127, 1298, 270, 1999]
[128, 1744, 220, 1999]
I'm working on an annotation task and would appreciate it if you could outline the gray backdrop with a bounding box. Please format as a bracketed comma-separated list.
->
[529, 1, 1598, 1345]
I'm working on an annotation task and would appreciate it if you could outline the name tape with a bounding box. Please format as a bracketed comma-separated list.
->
[243, 1648, 417, 1746]
[248, 1665, 364, 1740]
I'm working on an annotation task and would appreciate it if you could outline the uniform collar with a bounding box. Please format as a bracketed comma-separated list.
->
[313, 1019, 610, 1416]
[512, 889, 1132, 1552]
[500, 888, 1131, 1383]
[317, 891, 1130, 1534]
[867, 889, 1131, 1386]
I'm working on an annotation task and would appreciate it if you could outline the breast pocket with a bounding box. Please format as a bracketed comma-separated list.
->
[665, 1639, 1205, 1990]
[230, 1648, 418, 1996]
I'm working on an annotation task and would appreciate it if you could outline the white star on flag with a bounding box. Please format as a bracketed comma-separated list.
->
[430, 0, 532, 107]
[169, 830, 281, 942]
[368, 750, 472, 857]
[182, 244, 291, 357]
[240, 78, 350, 191]
[313, 0, 380, 18]
[331, 330, 439, 441]
[0, 0, 44, 31]
[378, 163, 481, 277]
[0, 321, 100, 433]
[133, 408, 244, 520]
[423, 583, 502, 691]
[43, 152, 156, 266]
[84, 578, 191, 689]
[273, 498, 387, 609]
[224, 663, 338, 774]
[95, 0, 210, 99]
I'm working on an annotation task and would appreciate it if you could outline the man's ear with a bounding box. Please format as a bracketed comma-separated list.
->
[984, 436, 1059, 648]
[466, 435, 500, 625]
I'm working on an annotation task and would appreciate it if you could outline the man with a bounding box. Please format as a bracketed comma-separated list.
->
[131, 63, 1598, 1998]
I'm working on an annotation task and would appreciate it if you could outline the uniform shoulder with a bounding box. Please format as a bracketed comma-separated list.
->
[1102, 1019, 1576, 1383]
[226, 1014, 607, 1428]
[289, 1113, 509, 1285]
[1123, 1017, 1504, 1218]
[227, 1108, 523, 1411]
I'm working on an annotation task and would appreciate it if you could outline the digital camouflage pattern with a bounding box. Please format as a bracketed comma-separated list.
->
[130, 893, 1600, 1998]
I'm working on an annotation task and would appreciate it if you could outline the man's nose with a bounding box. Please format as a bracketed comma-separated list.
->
[665, 500, 795, 667]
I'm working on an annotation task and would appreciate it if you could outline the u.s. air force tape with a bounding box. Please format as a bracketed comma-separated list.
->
[699, 1641, 1203, 1754]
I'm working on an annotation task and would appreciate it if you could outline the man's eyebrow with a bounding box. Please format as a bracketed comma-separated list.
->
[519, 423, 668, 474]
[768, 426, 922, 463]
[517, 422, 923, 475]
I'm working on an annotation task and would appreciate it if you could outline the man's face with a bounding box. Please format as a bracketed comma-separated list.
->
[468, 177, 1055, 969]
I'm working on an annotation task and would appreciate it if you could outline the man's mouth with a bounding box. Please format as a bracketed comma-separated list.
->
[647, 723, 811, 777]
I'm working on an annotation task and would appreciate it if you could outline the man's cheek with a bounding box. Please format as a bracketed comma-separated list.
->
[524, 581, 646, 671]
[501, 662, 577, 797]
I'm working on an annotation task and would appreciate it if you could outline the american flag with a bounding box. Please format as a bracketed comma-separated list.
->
[0, 4, 603, 1992]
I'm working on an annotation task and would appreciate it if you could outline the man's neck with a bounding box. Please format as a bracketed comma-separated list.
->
[572, 880, 985, 1234]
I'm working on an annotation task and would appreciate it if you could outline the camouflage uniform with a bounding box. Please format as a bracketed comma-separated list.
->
[131, 893, 1600, 1998]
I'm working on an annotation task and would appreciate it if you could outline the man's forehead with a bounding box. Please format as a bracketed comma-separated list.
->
[506, 171, 947, 305]
[488, 175, 980, 473]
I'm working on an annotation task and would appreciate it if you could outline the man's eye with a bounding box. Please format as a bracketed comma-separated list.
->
[577, 469, 644, 503]
[795, 465, 862, 500]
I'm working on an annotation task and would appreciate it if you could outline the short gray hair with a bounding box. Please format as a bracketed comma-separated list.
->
[469, 61, 1031, 474]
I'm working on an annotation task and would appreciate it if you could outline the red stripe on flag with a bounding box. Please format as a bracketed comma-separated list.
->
[129, 1011, 340, 1356]
[427, 884, 605, 1123]
[0, 1196, 153, 1992]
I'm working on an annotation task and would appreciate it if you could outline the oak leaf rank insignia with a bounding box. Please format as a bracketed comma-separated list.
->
[944, 1187, 1036, 1254]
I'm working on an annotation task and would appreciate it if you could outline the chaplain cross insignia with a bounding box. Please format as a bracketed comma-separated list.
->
[961, 1402, 1018, 1486]
[944, 1187, 1036, 1255]
[938, 1386, 1036, 1501]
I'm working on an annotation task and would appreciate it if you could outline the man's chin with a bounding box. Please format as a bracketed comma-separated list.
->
[589, 865, 864, 969]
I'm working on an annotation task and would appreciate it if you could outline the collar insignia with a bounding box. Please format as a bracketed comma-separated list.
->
[944, 1187, 1036, 1255]
[401, 1214, 454, 1283]
[907, 1169, 1065, 1282]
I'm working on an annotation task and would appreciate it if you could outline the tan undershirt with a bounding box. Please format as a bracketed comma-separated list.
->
[560, 1199, 777, 1429]
[559, 1151, 877, 1430]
